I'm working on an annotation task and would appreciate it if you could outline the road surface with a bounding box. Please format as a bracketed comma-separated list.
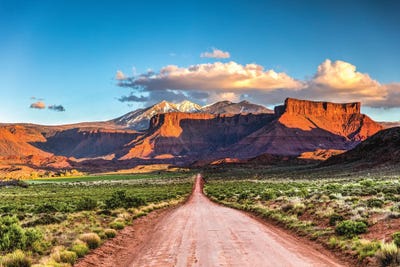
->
[128, 174, 344, 267]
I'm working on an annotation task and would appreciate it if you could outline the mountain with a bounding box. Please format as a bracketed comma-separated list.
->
[115, 112, 274, 160]
[324, 127, 400, 167]
[0, 98, 385, 173]
[113, 100, 272, 130]
[223, 98, 382, 158]
[113, 100, 202, 130]
[201, 100, 273, 114]
[113, 98, 382, 162]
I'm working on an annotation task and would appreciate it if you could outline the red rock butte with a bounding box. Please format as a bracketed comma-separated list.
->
[275, 98, 361, 117]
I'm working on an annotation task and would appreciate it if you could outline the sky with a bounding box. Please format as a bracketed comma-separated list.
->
[1, 0, 400, 124]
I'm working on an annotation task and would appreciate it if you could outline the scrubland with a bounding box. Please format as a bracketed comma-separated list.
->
[204, 165, 400, 266]
[0, 173, 192, 266]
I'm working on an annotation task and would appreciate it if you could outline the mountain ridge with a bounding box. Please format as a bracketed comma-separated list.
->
[0, 98, 389, 174]
[113, 99, 272, 130]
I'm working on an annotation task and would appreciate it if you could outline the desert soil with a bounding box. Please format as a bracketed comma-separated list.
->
[76, 174, 346, 267]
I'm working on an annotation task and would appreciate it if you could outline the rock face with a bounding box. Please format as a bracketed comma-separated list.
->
[228, 98, 382, 157]
[276, 98, 382, 141]
[324, 127, 400, 167]
[35, 128, 139, 158]
[117, 112, 274, 160]
[0, 125, 51, 157]
[274, 98, 360, 117]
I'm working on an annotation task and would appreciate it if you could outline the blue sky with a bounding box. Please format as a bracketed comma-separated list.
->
[1, 0, 399, 124]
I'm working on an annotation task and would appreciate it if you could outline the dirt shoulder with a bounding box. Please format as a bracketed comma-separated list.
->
[74, 204, 178, 267]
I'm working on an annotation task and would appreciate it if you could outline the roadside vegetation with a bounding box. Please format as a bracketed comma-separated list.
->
[204, 168, 400, 266]
[0, 173, 192, 266]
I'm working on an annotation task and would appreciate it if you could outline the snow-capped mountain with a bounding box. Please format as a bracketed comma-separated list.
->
[113, 100, 202, 130]
[113, 99, 273, 130]
[201, 100, 273, 114]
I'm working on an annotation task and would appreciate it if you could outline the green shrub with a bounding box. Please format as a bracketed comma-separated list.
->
[76, 197, 98, 211]
[328, 236, 338, 248]
[35, 203, 58, 213]
[109, 221, 125, 230]
[353, 239, 381, 260]
[367, 198, 384, 208]
[71, 242, 89, 258]
[79, 233, 101, 249]
[105, 190, 146, 209]
[58, 250, 78, 264]
[261, 189, 277, 200]
[392, 232, 400, 247]
[31, 239, 50, 255]
[104, 229, 117, 238]
[335, 220, 367, 238]
[0, 216, 42, 252]
[376, 242, 400, 267]
[329, 214, 344, 226]
[1, 249, 31, 267]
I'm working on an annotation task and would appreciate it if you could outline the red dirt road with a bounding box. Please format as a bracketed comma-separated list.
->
[128, 175, 344, 267]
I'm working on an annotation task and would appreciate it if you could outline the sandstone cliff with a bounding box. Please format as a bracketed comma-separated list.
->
[117, 112, 274, 160]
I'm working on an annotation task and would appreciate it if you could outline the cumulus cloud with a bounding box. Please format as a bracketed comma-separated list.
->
[306, 59, 387, 104]
[48, 105, 66, 112]
[119, 61, 302, 91]
[200, 48, 231, 59]
[30, 101, 46, 109]
[117, 59, 400, 108]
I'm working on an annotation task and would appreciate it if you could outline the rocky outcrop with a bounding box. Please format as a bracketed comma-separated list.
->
[118, 112, 274, 160]
[0, 125, 51, 157]
[274, 98, 360, 117]
[148, 112, 215, 137]
[36, 128, 139, 158]
[276, 98, 382, 141]
[226, 98, 382, 158]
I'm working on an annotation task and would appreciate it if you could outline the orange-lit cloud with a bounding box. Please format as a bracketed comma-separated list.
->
[200, 48, 231, 59]
[119, 61, 302, 91]
[117, 59, 400, 108]
[308, 59, 387, 104]
[30, 101, 46, 109]
[116, 70, 126, 80]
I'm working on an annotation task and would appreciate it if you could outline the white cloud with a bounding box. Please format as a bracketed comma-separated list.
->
[120, 61, 302, 91]
[200, 48, 231, 59]
[117, 59, 400, 108]
[308, 59, 387, 104]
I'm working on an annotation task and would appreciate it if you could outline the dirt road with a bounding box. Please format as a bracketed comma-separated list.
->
[127, 174, 344, 267]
